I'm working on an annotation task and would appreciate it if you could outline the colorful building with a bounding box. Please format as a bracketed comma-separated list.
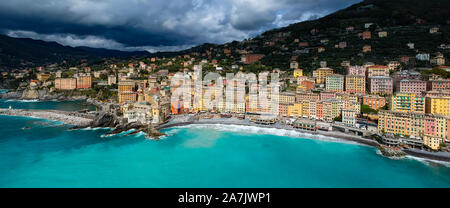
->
[397, 79, 427, 94]
[54, 78, 76, 90]
[367, 65, 389, 77]
[345, 75, 366, 94]
[76, 74, 92, 89]
[427, 80, 450, 91]
[293, 68, 303, 78]
[363, 95, 386, 110]
[347, 66, 366, 76]
[368, 76, 393, 95]
[326, 74, 344, 92]
[425, 97, 450, 116]
[313, 67, 333, 84]
[342, 109, 357, 127]
[390, 93, 425, 113]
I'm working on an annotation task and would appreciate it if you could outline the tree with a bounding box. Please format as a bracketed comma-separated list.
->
[361, 104, 378, 114]
[333, 115, 342, 122]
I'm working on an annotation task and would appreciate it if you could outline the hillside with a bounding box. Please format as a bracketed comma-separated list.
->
[0, 34, 150, 70]
[176, 0, 449, 74]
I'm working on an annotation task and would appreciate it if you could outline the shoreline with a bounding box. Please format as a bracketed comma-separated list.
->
[158, 117, 450, 163]
[1, 106, 449, 163]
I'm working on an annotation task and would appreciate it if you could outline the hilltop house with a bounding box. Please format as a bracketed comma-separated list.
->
[363, 45, 372, 53]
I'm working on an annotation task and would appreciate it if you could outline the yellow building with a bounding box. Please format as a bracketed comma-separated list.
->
[423, 135, 443, 150]
[378, 111, 425, 137]
[288, 103, 303, 118]
[391, 93, 425, 113]
[279, 92, 295, 104]
[293, 69, 303, 78]
[425, 97, 450, 116]
[37, 73, 51, 82]
[118, 81, 136, 104]
[118, 92, 137, 104]
[313, 67, 333, 84]
[345, 75, 366, 94]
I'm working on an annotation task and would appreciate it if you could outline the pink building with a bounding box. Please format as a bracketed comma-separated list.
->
[368, 76, 393, 95]
[347, 66, 366, 76]
[425, 115, 436, 136]
[427, 80, 450, 91]
[320, 91, 337, 101]
[397, 79, 427, 94]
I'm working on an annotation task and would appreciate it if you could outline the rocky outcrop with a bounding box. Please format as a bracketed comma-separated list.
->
[378, 146, 406, 158]
[0, 90, 23, 99]
[90, 112, 120, 128]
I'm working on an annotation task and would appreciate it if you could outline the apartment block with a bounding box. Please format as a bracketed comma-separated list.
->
[54, 78, 77, 90]
[345, 75, 366, 94]
[325, 74, 344, 92]
[363, 95, 386, 110]
[367, 65, 389, 77]
[390, 93, 425, 113]
[368, 76, 393, 95]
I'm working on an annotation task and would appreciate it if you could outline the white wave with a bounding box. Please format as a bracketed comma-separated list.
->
[169, 123, 361, 145]
[5, 99, 40, 102]
[80, 127, 113, 131]
[404, 155, 450, 167]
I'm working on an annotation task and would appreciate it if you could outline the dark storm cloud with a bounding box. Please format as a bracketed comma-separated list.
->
[0, 0, 361, 52]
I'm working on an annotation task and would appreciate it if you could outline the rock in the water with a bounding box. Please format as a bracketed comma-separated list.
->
[378, 146, 406, 158]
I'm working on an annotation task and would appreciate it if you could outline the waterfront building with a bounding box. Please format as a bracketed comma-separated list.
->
[288, 103, 303, 118]
[326, 74, 344, 92]
[345, 75, 366, 94]
[368, 76, 393, 95]
[397, 79, 427, 94]
[54, 78, 76, 90]
[425, 97, 450, 116]
[378, 111, 450, 150]
[390, 93, 425, 113]
[313, 67, 333, 84]
[362, 95, 386, 110]
[342, 109, 357, 127]
[367, 65, 389, 77]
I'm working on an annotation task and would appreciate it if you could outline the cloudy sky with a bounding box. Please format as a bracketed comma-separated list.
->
[0, 0, 361, 53]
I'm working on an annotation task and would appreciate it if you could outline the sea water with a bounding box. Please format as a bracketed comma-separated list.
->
[0, 114, 449, 188]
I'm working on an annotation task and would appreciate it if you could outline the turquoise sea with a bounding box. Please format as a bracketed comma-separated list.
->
[0, 100, 449, 187]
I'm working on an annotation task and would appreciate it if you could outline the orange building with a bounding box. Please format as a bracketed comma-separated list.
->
[345, 75, 366, 94]
[363, 95, 386, 110]
[55, 78, 77, 90]
[118, 81, 137, 104]
[76, 75, 92, 89]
